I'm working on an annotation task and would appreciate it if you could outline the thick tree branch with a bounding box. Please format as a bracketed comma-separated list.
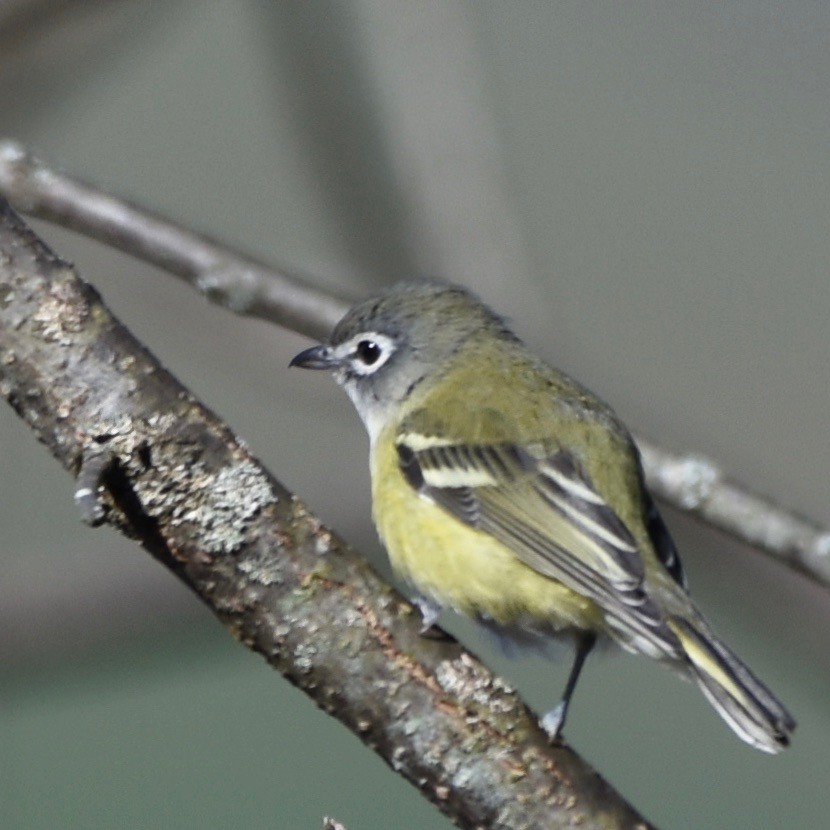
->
[0, 199, 655, 828]
[0, 140, 826, 593]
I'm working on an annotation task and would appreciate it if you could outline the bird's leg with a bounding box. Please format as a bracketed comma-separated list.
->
[412, 595, 443, 633]
[540, 631, 597, 740]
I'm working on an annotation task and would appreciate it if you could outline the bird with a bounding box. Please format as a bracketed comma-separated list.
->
[290, 278, 795, 752]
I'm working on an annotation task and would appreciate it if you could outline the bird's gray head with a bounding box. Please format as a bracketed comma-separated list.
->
[290, 280, 514, 438]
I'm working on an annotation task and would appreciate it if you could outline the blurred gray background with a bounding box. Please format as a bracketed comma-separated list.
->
[2, 2, 828, 828]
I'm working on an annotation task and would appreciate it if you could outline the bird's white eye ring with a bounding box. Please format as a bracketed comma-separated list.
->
[355, 339, 382, 365]
[341, 331, 395, 376]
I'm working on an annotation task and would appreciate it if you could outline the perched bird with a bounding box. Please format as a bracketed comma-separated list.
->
[291, 279, 795, 752]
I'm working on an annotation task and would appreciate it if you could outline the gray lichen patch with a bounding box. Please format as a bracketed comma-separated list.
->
[235, 538, 287, 586]
[155, 455, 277, 555]
[436, 653, 518, 717]
[83, 411, 278, 556]
[30, 273, 89, 343]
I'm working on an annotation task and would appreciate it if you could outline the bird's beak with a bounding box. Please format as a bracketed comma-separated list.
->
[289, 344, 338, 370]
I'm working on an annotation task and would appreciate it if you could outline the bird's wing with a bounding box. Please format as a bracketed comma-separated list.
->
[642, 490, 687, 589]
[396, 414, 680, 657]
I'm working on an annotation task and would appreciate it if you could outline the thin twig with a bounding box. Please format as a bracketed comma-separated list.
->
[0, 198, 656, 829]
[638, 445, 830, 588]
[0, 140, 351, 340]
[0, 139, 827, 592]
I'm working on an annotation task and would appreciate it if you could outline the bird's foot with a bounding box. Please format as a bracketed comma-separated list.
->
[540, 702, 567, 742]
[413, 596, 442, 634]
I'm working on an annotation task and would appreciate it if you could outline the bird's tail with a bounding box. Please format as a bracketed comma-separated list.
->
[669, 617, 795, 753]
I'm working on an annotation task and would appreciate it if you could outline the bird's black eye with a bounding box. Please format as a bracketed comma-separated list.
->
[355, 339, 382, 365]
